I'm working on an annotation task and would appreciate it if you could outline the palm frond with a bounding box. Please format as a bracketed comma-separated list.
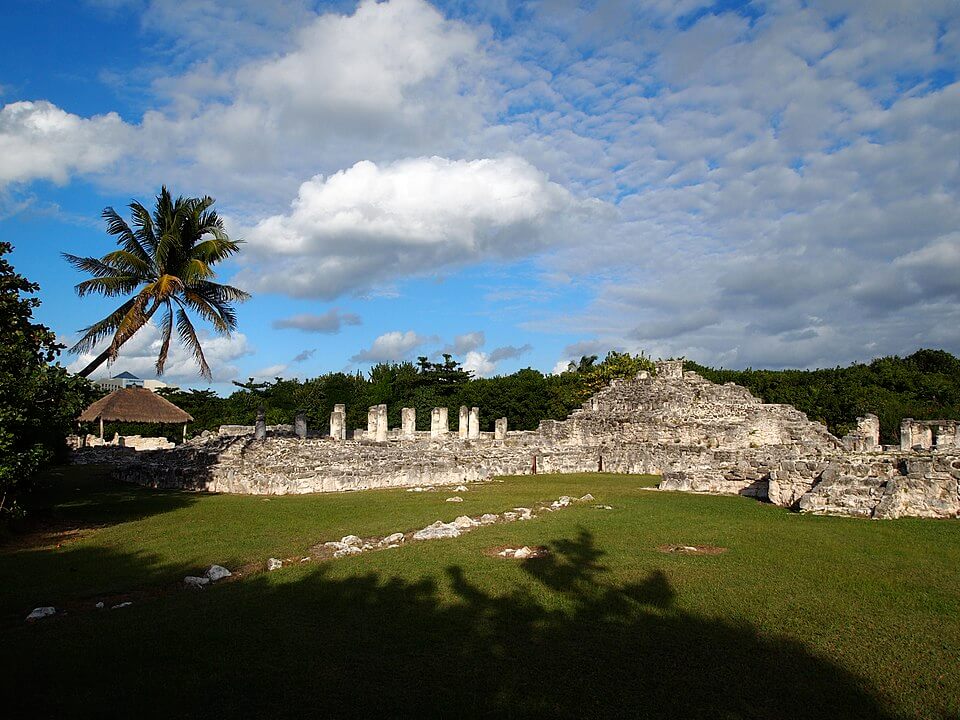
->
[155, 303, 174, 375]
[176, 307, 211, 379]
[181, 289, 233, 333]
[129, 201, 157, 256]
[63, 253, 124, 281]
[102, 207, 151, 264]
[75, 276, 142, 298]
[101, 249, 153, 277]
[70, 297, 138, 353]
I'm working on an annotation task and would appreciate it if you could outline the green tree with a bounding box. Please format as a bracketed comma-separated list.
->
[0, 242, 94, 514]
[65, 187, 250, 379]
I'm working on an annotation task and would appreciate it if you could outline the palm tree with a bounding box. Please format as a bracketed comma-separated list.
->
[65, 187, 250, 380]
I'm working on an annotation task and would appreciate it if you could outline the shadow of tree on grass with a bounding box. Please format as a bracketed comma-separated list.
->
[5, 529, 905, 719]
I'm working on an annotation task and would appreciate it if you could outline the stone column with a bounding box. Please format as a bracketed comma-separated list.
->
[330, 408, 344, 442]
[402, 407, 416, 439]
[255, 407, 266, 441]
[367, 406, 378, 440]
[459, 406, 469, 438]
[468, 407, 480, 440]
[376, 404, 388, 443]
[495, 417, 507, 440]
[431, 407, 448, 437]
[900, 419, 914, 451]
[295, 412, 307, 439]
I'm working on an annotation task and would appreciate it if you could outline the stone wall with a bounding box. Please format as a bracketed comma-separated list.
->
[86, 360, 959, 519]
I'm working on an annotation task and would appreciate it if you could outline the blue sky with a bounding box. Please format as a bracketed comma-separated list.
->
[1, 0, 958, 393]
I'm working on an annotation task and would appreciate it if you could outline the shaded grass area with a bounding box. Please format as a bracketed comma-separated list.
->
[2, 466, 959, 719]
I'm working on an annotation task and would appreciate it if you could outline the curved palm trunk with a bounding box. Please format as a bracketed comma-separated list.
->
[76, 303, 159, 379]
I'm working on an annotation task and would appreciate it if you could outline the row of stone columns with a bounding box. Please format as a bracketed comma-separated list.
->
[328, 405, 507, 443]
[255, 404, 508, 443]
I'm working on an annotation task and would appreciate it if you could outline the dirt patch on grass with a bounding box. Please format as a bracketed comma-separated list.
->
[657, 544, 727, 555]
[484, 545, 550, 559]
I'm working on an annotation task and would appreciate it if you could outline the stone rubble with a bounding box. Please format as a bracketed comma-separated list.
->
[205, 565, 232, 582]
[266, 558, 283, 571]
[445, 496, 464, 502]
[111, 602, 132, 610]
[184, 576, 209, 589]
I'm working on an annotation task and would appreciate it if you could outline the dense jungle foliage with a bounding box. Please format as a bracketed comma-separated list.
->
[687, 349, 960, 444]
[0, 243, 95, 514]
[99, 349, 959, 447]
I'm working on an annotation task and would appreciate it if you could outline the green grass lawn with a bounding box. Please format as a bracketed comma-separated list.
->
[2, 466, 958, 719]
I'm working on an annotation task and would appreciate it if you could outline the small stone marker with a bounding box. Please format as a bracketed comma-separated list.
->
[26, 606, 56, 621]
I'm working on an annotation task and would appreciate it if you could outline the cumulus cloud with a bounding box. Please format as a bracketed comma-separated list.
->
[236, 156, 600, 298]
[272, 309, 362, 333]
[462, 350, 496, 377]
[444, 331, 486, 356]
[0, 101, 132, 186]
[350, 330, 429, 363]
[66, 322, 252, 384]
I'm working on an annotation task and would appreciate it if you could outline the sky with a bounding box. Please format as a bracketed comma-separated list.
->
[1, 0, 958, 393]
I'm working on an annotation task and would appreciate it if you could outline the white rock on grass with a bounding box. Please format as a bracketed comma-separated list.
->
[184, 576, 210, 589]
[95, 602, 105, 609]
[324, 541, 348, 551]
[206, 565, 232, 582]
[453, 515, 478, 529]
[266, 558, 283, 571]
[340, 535, 362, 547]
[551, 496, 573, 509]
[26, 606, 56, 621]
[381, 532, 405, 545]
[413, 521, 462, 541]
[333, 546, 363, 559]
[503, 511, 519, 521]
[513, 546, 534, 559]
[479, 514, 499, 525]
[594, 504, 613, 510]
[445, 496, 464, 503]
[112, 602, 133, 610]
[513, 507, 533, 520]
[454, 485, 468, 492]
[580, 494, 595, 501]
[498, 549, 515, 557]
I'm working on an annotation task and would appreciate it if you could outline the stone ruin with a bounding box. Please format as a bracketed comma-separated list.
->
[80, 360, 959, 520]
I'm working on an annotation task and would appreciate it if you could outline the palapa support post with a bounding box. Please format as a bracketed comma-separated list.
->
[99, 417, 104, 440]
[183, 423, 187, 442]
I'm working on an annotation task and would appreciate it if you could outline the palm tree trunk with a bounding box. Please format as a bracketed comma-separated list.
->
[76, 302, 160, 378]
[77, 347, 116, 378]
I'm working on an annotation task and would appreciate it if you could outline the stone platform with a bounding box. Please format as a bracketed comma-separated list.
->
[79, 360, 959, 519]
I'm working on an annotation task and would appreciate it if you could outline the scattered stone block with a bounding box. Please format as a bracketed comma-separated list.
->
[184, 576, 209, 589]
[445, 496, 464, 502]
[26, 607, 56, 621]
[205, 565, 232, 582]
[266, 558, 283, 571]
[413, 521, 462, 540]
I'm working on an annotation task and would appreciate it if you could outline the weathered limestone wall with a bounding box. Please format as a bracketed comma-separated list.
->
[96, 359, 959, 519]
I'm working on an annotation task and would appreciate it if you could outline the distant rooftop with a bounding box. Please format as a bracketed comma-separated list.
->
[112, 371, 140, 380]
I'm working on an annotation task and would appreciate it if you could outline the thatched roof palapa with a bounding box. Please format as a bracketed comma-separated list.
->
[78, 387, 193, 424]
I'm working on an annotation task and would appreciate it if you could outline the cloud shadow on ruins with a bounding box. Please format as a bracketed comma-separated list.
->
[8, 530, 901, 719]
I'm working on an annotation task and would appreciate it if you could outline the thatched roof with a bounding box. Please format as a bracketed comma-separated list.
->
[78, 386, 193, 424]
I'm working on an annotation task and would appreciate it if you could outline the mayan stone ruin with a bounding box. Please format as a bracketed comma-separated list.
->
[83, 360, 959, 520]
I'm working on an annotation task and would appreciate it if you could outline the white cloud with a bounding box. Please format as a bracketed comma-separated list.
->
[66, 322, 252, 384]
[237, 155, 601, 298]
[0, 101, 132, 186]
[462, 350, 496, 377]
[350, 330, 429, 363]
